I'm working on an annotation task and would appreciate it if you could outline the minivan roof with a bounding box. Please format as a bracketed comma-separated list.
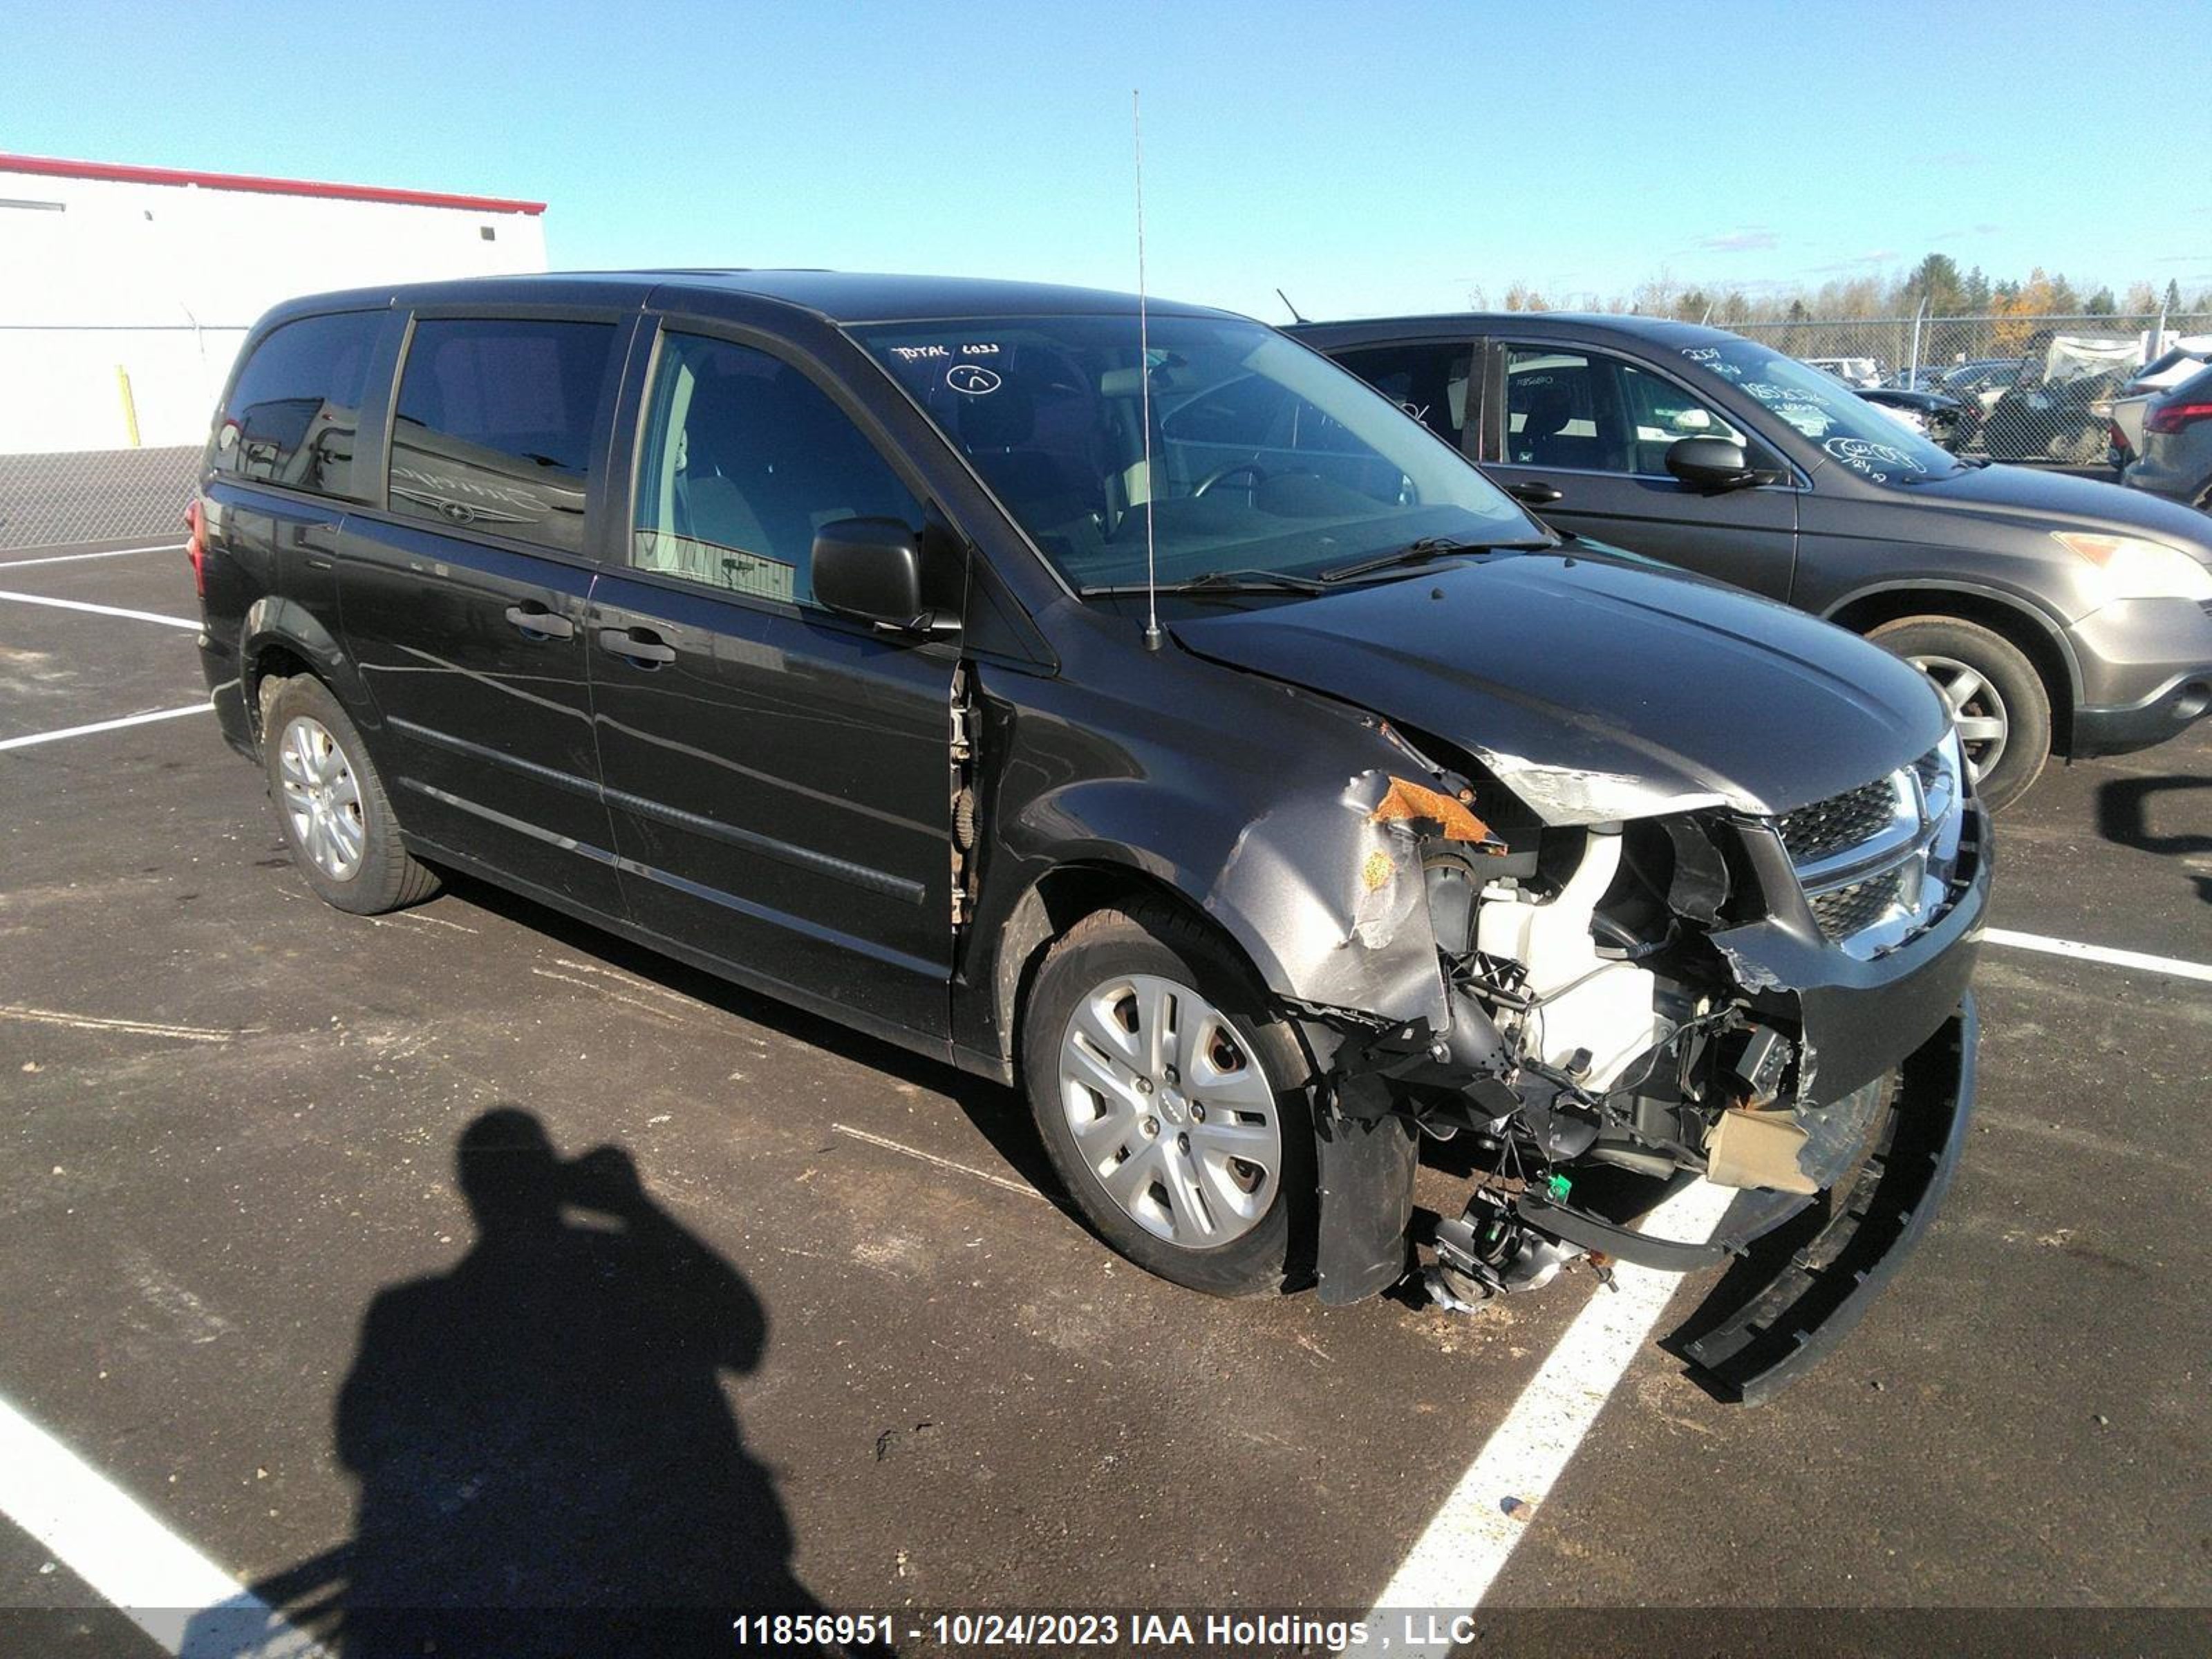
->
[271, 270, 1236, 326]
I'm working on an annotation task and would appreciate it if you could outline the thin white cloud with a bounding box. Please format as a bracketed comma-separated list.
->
[1694, 227, 1778, 253]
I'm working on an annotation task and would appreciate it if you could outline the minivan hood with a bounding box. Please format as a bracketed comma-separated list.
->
[1172, 550, 1951, 824]
[1902, 460, 2212, 554]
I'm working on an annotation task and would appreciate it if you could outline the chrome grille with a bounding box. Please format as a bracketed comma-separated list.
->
[1777, 778, 1900, 865]
[1777, 741, 1966, 959]
[1808, 869, 1907, 939]
[1912, 745, 1958, 803]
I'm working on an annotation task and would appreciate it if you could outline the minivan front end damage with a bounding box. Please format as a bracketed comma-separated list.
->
[1232, 726, 1989, 1402]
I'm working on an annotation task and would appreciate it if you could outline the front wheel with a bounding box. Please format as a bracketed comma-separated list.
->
[1020, 902, 1316, 1297]
[1868, 615, 2052, 812]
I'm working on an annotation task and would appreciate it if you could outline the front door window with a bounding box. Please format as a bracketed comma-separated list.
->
[632, 332, 925, 606]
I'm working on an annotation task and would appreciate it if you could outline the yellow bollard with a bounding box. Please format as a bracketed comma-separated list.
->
[115, 366, 141, 448]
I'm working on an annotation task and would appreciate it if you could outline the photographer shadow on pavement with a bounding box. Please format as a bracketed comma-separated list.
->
[191, 1106, 874, 1659]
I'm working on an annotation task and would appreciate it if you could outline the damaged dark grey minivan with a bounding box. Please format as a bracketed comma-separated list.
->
[194, 272, 1989, 1402]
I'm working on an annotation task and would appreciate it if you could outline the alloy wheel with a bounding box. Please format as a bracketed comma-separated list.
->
[278, 715, 365, 880]
[1908, 653, 2008, 785]
[1058, 973, 1281, 1248]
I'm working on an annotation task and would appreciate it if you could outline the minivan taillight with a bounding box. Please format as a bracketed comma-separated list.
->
[185, 499, 206, 597]
[2146, 401, 2212, 435]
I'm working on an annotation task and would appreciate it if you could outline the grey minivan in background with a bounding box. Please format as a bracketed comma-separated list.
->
[1299, 314, 2212, 809]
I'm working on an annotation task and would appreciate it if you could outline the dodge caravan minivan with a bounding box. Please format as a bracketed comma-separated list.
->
[193, 273, 1989, 1400]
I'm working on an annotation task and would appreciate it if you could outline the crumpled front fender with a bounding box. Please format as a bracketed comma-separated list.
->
[1007, 769, 1456, 1031]
[1204, 768, 1454, 1030]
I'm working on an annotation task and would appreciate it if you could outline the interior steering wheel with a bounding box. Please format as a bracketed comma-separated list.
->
[1192, 460, 1269, 498]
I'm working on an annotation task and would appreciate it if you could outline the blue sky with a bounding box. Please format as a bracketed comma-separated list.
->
[12, 0, 2209, 321]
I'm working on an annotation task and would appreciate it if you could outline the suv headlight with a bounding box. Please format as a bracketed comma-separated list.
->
[2053, 531, 2212, 603]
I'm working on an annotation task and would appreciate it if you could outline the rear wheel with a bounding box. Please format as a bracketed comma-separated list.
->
[1020, 901, 1315, 1297]
[1868, 615, 2052, 812]
[262, 676, 439, 915]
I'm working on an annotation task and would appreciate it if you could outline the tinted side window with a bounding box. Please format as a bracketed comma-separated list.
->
[1331, 343, 1473, 445]
[388, 319, 617, 554]
[1616, 361, 1763, 474]
[211, 311, 382, 499]
[1503, 348, 1624, 470]
[632, 332, 923, 606]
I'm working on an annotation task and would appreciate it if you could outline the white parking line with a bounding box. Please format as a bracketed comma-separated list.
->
[0, 541, 185, 568]
[0, 588, 198, 629]
[0, 702, 212, 753]
[1985, 927, 2212, 986]
[1367, 1178, 1736, 1651]
[0, 1392, 326, 1658]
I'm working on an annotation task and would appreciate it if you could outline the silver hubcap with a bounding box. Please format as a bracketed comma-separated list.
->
[1058, 973, 1281, 1248]
[1909, 653, 2008, 784]
[278, 715, 365, 880]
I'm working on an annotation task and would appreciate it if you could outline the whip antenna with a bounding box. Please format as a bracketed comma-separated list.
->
[1134, 88, 1163, 653]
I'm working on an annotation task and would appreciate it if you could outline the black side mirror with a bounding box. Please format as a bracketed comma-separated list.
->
[1665, 435, 1763, 494]
[812, 519, 945, 632]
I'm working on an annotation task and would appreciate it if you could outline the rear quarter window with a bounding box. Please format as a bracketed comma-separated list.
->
[388, 318, 617, 554]
[210, 310, 383, 500]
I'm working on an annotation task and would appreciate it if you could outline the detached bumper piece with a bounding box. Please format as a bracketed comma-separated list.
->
[1667, 999, 1977, 1404]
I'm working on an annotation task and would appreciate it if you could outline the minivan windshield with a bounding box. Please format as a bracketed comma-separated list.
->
[1680, 338, 1965, 485]
[857, 315, 1542, 592]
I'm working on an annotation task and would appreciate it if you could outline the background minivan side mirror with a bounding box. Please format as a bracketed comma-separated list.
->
[812, 518, 946, 633]
[1665, 435, 1767, 494]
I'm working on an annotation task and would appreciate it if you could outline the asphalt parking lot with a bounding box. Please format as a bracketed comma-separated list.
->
[1, 538, 2207, 1657]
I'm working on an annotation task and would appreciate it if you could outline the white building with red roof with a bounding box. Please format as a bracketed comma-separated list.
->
[1, 154, 548, 451]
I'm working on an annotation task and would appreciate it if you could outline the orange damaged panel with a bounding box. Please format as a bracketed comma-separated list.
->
[1369, 776, 1497, 846]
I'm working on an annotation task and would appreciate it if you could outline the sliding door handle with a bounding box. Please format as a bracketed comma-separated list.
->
[597, 626, 677, 666]
[504, 603, 575, 640]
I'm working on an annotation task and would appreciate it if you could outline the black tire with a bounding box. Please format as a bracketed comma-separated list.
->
[1019, 901, 1317, 1297]
[261, 676, 440, 915]
[1868, 615, 2052, 812]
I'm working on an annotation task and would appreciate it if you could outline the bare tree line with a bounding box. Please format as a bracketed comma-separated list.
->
[1481, 254, 2211, 326]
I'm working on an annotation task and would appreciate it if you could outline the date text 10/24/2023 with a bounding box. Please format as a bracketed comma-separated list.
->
[730, 1611, 1400, 1651]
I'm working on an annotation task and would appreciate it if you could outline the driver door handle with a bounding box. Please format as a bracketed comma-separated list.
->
[1506, 480, 1564, 505]
[598, 626, 677, 666]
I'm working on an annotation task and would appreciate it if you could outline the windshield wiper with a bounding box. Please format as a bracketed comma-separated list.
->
[1078, 568, 1328, 597]
[1318, 535, 1546, 583]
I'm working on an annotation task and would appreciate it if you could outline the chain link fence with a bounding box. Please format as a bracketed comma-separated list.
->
[0, 321, 243, 552]
[1732, 310, 2212, 466]
[0, 446, 202, 551]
